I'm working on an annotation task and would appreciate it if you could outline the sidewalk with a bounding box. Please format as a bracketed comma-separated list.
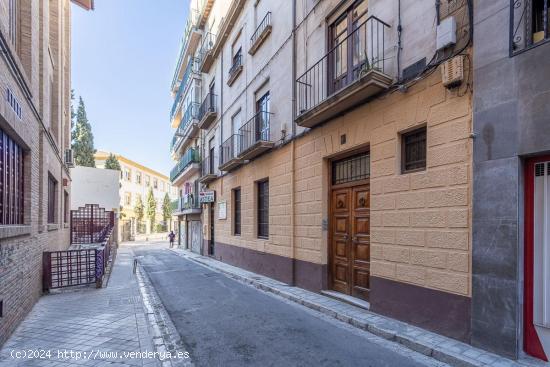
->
[169, 248, 549, 367]
[0, 246, 160, 367]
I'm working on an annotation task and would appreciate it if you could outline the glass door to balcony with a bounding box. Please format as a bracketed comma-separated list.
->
[329, 0, 368, 94]
[256, 92, 270, 141]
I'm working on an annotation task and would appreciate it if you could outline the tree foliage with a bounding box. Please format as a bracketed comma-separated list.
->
[71, 97, 96, 167]
[145, 188, 157, 232]
[161, 193, 173, 223]
[134, 195, 144, 223]
[104, 153, 121, 170]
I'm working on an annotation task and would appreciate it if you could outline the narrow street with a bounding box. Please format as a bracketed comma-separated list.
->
[134, 244, 446, 367]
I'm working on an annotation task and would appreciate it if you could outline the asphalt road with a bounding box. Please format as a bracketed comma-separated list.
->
[134, 245, 447, 367]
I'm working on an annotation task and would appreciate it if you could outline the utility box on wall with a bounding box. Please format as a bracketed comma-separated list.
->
[436, 16, 457, 50]
[441, 55, 464, 88]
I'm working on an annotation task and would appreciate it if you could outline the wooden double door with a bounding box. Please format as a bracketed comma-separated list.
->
[330, 183, 371, 300]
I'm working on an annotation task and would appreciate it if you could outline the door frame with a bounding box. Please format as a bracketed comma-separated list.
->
[327, 148, 370, 294]
[524, 155, 550, 361]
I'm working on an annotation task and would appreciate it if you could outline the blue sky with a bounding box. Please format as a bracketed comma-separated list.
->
[71, 0, 189, 175]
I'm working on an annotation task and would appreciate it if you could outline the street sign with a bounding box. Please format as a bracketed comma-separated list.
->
[199, 190, 215, 203]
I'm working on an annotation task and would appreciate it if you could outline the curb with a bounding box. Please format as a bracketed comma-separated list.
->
[169, 248, 547, 367]
[135, 261, 194, 367]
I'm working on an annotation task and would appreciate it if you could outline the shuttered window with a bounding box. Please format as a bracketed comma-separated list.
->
[0, 129, 24, 225]
[401, 127, 427, 173]
[257, 180, 269, 239]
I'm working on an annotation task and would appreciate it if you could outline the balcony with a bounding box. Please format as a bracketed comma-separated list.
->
[249, 12, 272, 55]
[238, 111, 274, 161]
[170, 148, 201, 184]
[171, 102, 200, 155]
[219, 134, 243, 172]
[511, 0, 550, 55]
[295, 16, 392, 128]
[170, 58, 200, 128]
[197, 93, 218, 130]
[227, 52, 243, 86]
[174, 194, 201, 215]
[197, 0, 214, 28]
[199, 155, 217, 184]
[171, 9, 202, 93]
[199, 32, 217, 72]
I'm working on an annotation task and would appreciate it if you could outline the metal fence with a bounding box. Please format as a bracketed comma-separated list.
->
[510, 0, 550, 55]
[220, 134, 241, 167]
[198, 93, 217, 121]
[250, 12, 271, 46]
[239, 111, 272, 153]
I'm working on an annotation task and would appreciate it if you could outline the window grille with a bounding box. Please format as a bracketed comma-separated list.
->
[332, 153, 370, 185]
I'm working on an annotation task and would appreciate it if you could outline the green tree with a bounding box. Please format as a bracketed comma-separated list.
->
[145, 188, 157, 233]
[134, 195, 144, 222]
[104, 153, 121, 170]
[70, 89, 76, 130]
[71, 96, 96, 167]
[161, 193, 173, 229]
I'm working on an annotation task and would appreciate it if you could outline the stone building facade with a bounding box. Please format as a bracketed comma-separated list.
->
[0, 0, 93, 346]
[167, 0, 480, 351]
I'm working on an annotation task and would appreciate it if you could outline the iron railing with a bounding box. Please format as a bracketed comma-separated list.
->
[220, 134, 241, 167]
[250, 12, 271, 46]
[171, 9, 201, 91]
[178, 193, 201, 211]
[198, 93, 217, 121]
[510, 0, 550, 55]
[239, 111, 272, 153]
[170, 148, 200, 182]
[228, 52, 243, 80]
[201, 155, 216, 176]
[296, 16, 390, 116]
[70, 204, 115, 244]
[170, 58, 200, 121]
[199, 32, 217, 61]
[171, 102, 200, 152]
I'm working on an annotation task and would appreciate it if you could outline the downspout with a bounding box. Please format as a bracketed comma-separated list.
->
[397, 0, 402, 81]
[290, 0, 297, 286]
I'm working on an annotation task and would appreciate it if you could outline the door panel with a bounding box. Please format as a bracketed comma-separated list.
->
[331, 189, 351, 294]
[352, 185, 370, 300]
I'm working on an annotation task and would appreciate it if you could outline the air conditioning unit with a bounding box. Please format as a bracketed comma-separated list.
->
[441, 55, 464, 89]
[64, 148, 75, 167]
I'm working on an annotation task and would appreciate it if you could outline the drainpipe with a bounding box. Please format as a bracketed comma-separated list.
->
[290, 0, 297, 286]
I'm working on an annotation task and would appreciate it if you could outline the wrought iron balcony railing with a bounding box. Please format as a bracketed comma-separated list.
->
[249, 12, 271, 54]
[227, 52, 243, 85]
[171, 102, 200, 153]
[511, 0, 550, 55]
[296, 16, 390, 117]
[199, 32, 217, 61]
[220, 134, 242, 167]
[198, 93, 217, 122]
[178, 193, 201, 211]
[201, 155, 216, 176]
[239, 111, 273, 153]
[170, 148, 200, 182]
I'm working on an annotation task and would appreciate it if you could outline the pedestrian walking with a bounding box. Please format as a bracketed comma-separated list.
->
[168, 230, 176, 248]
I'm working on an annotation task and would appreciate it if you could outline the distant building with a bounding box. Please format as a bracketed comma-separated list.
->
[95, 151, 178, 241]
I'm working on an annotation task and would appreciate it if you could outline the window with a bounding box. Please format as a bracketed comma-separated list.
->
[145, 175, 150, 187]
[9, 0, 18, 48]
[0, 129, 24, 225]
[136, 172, 142, 184]
[153, 178, 158, 189]
[234, 188, 241, 236]
[533, 0, 550, 43]
[47, 175, 57, 224]
[257, 180, 269, 239]
[63, 191, 69, 224]
[256, 92, 271, 141]
[124, 192, 132, 206]
[401, 127, 427, 174]
[124, 168, 131, 181]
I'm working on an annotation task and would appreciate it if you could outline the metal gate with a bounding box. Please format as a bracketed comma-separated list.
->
[70, 204, 114, 244]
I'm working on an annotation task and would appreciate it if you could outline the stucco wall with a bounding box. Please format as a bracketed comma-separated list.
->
[70, 166, 120, 211]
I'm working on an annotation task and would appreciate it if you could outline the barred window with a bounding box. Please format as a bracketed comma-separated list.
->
[234, 188, 241, 236]
[0, 129, 24, 225]
[47, 174, 57, 224]
[401, 127, 427, 173]
[257, 180, 269, 239]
